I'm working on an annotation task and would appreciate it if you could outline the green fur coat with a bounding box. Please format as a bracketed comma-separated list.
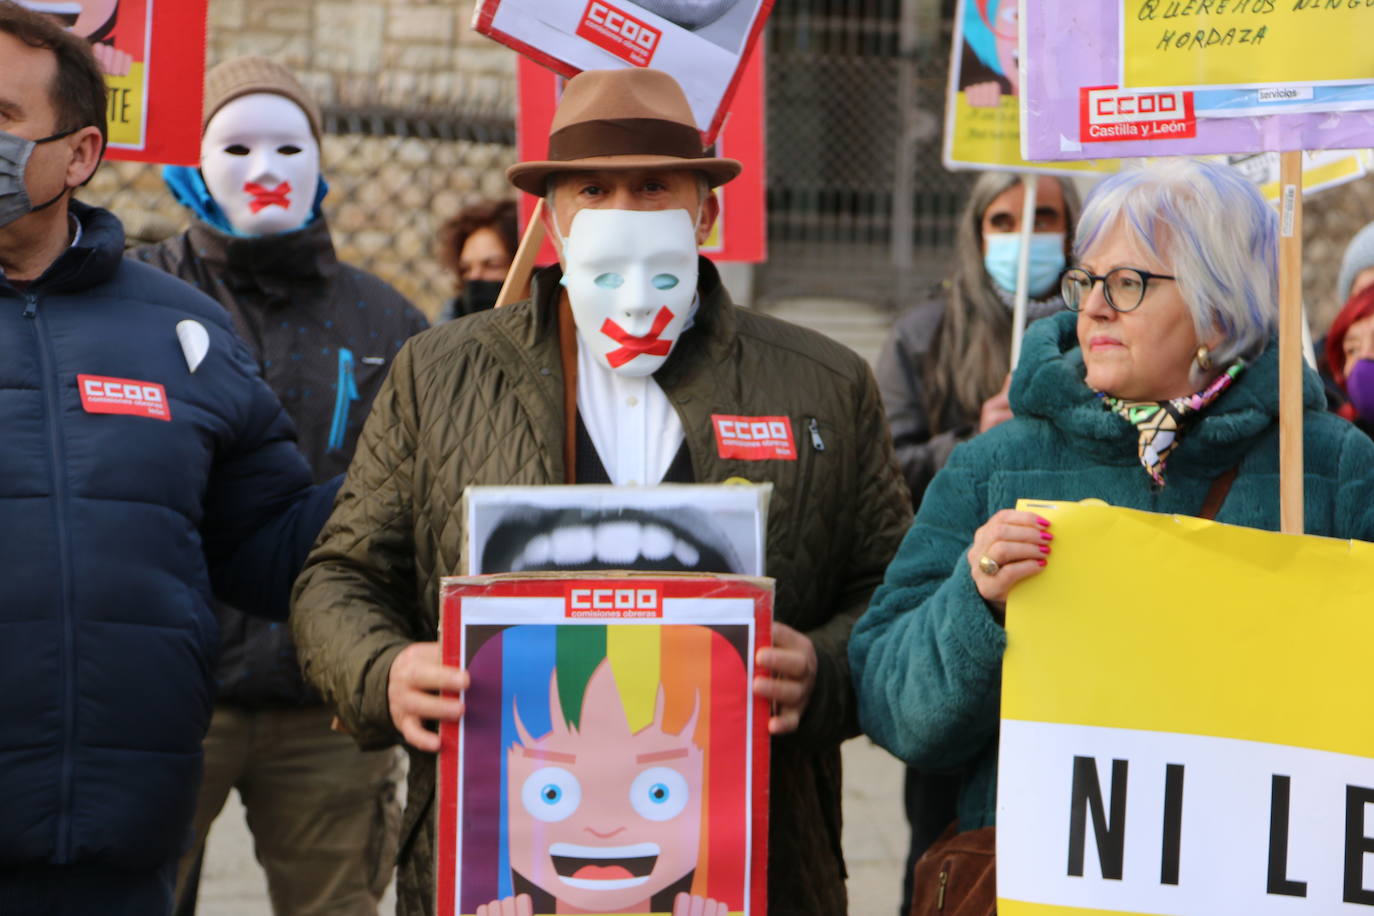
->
[850, 311, 1374, 831]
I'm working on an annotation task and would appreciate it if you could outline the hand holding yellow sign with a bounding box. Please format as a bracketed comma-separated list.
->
[998, 500, 1374, 915]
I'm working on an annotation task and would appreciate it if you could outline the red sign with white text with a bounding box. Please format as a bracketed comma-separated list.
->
[565, 583, 664, 618]
[78, 374, 171, 421]
[575, 0, 660, 67]
[713, 414, 795, 461]
[1079, 85, 1197, 144]
[27, 0, 211, 164]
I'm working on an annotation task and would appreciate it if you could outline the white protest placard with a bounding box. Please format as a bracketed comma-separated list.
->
[472, 0, 773, 141]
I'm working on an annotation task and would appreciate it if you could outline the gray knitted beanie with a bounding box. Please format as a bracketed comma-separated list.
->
[1338, 221, 1374, 305]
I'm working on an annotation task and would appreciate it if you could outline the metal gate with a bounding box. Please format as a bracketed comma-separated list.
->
[758, 0, 971, 310]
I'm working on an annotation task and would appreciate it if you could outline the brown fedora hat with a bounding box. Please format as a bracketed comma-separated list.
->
[506, 68, 742, 196]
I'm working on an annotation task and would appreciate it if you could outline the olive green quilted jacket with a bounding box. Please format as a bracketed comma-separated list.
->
[291, 259, 912, 915]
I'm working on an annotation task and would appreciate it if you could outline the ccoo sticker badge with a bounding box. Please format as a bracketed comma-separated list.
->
[78, 374, 171, 421]
[712, 414, 796, 461]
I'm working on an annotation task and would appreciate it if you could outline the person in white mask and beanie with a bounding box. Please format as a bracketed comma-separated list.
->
[291, 66, 911, 916]
[131, 55, 426, 916]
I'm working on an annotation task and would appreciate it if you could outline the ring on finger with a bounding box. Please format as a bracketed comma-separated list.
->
[977, 554, 1000, 576]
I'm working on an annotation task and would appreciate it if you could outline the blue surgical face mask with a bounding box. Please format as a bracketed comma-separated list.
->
[983, 232, 1067, 300]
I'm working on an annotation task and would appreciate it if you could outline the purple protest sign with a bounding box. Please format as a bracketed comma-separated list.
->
[1020, 4, 1374, 161]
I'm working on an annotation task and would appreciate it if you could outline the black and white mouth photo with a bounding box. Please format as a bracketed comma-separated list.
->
[465, 485, 769, 576]
[481, 507, 743, 574]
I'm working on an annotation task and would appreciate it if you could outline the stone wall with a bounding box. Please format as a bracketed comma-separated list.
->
[203, 0, 514, 113]
[78, 0, 519, 320]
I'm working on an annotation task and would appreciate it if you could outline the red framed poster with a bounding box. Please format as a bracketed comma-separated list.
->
[515, 51, 767, 265]
[474, 0, 773, 143]
[18, 0, 208, 164]
[437, 573, 772, 916]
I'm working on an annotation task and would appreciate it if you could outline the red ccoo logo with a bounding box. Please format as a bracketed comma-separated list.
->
[77, 374, 172, 421]
[712, 414, 797, 461]
[577, 0, 661, 67]
[565, 584, 664, 619]
[1079, 85, 1196, 143]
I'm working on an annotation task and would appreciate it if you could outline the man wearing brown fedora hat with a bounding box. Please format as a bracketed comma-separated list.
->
[292, 67, 911, 915]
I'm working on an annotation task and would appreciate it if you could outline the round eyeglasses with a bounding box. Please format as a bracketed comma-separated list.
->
[1060, 266, 1176, 313]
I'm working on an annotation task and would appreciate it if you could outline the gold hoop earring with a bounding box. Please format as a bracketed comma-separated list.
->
[1195, 345, 1213, 372]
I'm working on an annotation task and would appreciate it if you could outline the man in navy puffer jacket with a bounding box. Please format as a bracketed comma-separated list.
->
[0, 5, 338, 913]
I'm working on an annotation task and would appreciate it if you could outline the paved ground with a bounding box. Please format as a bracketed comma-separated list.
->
[195, 737, 908, 915]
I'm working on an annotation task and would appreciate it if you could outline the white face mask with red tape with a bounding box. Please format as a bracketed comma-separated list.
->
[200, 92, 319, 236]
[559, 208, 698, 378]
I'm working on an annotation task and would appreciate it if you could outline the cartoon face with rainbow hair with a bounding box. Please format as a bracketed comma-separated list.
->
[461, 624, 748, 915]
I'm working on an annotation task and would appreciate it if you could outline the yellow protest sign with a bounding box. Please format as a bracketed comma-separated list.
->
[945, 93, 1109, 174]
[998, 500, 1374, 915]
[1123, 0, 1374, 89]
[104, 65, 149, 149]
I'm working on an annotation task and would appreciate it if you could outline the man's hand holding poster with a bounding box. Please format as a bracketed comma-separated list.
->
[997, 500, 1374, 915]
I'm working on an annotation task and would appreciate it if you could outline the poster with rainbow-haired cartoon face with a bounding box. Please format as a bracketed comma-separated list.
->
[437, 574, 771, 916]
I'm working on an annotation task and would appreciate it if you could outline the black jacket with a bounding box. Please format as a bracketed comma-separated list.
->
[134, 217, 428, 705]
[0, 203, 334, 868]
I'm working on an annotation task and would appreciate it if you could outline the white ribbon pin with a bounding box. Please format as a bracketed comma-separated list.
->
[176, 320, 209, 374]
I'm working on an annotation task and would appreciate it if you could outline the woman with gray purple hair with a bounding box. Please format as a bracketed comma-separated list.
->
[852, 158, 1374, 879]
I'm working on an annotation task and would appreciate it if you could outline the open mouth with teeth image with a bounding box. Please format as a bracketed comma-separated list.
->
[461, 623, 752, 914]
[480, 507, 744, 575]
[548, 841, 659, 889]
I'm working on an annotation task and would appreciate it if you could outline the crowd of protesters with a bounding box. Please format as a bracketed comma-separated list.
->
[4, 2, 1374, 915]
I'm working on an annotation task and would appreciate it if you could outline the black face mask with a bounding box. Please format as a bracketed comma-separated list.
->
[460, 279, 503, 316]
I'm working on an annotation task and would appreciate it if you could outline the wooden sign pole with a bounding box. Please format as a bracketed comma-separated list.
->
[1278, 150, 1305, 536]
[495, 199, 547, 308]
[1009, 173, 1039, 371]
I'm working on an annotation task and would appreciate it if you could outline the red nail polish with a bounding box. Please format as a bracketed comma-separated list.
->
[1037, 559, 1047, 567]
[1039, 545, 1050, 554]
[1040, 531, 1054, 541]
[1036, 515, 1051, 527]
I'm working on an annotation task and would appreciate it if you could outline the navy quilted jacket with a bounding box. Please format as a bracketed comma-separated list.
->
[0, 203, 337, 869]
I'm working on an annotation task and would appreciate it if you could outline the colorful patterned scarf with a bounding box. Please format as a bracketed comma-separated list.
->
[1099, 361, 1245, 488]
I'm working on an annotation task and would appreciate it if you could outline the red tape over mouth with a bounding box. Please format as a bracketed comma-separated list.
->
[244, 181, 292, 213]
[601, 306, 675, 369]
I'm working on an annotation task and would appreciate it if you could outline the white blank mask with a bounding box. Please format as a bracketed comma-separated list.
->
[200, 92, 320, 236]
[561, 208, 699, 377]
